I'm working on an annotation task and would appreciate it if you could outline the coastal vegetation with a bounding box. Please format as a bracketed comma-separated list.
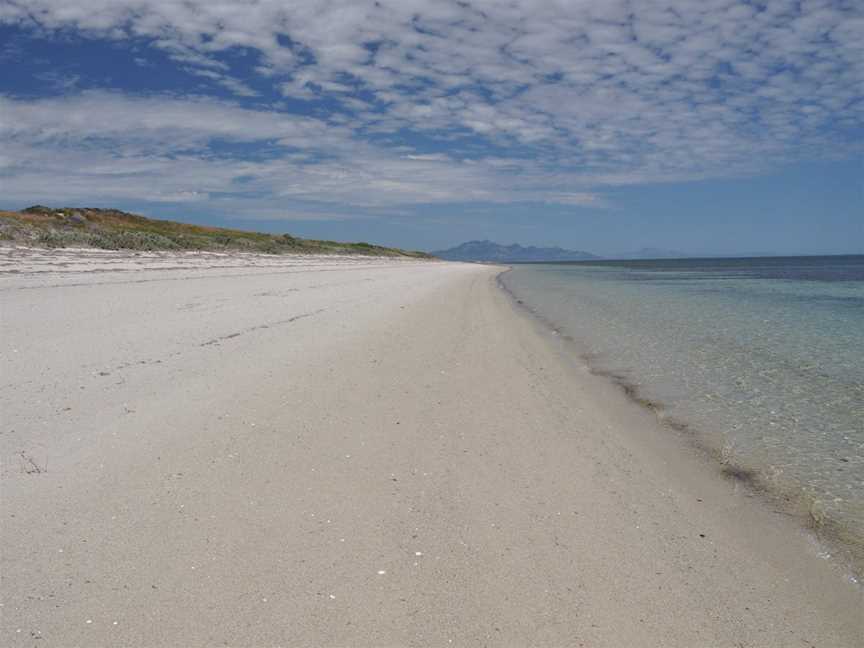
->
[0, 205, 432, 258]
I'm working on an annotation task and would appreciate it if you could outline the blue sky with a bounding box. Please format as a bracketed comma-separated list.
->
[0, 0, 862, 255]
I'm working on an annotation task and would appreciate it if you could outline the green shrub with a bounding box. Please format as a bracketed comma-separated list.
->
[103, 231, 180, 250]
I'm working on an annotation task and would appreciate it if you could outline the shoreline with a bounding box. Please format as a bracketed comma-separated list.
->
[2, 252, 862, 645]
[497, 265, 864, 584]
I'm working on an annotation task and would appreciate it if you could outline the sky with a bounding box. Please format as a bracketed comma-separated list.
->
[0, 0, 862, 255]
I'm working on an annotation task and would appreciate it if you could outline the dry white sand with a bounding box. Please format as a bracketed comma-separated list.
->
[1, 247, 862, 646]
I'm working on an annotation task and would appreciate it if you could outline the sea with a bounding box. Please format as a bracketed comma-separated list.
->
[501, 255, 864, 564]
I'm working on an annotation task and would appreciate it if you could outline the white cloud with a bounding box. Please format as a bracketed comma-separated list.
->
[0, 92, 344, 150]
[545, 193, 607, 208]
[0, 92, 607, 211]
[185, 68, 260, 97]
[1, 1, 862, 216]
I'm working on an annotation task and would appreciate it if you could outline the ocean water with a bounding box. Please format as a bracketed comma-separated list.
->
[502, 256, 864, 555]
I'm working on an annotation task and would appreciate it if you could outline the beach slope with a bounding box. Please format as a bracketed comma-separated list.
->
[1, 249, 861, 646]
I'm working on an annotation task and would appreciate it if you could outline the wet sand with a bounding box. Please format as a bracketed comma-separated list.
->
[1, 247, 861, 646]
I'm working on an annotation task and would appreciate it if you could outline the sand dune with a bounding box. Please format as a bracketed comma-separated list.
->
[1, 248, 861, 646]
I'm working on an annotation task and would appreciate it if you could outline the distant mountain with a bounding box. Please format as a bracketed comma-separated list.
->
[433, 240, 599, 262]
[614, 247, 690, 259]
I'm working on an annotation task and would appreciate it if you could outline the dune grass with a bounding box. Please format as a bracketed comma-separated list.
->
[0, 205, 432, 258]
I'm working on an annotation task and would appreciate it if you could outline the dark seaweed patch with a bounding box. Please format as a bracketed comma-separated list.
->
[720, 464, 759, 488]
[588, 367, 666, 413]
[664, 417, 692, 434]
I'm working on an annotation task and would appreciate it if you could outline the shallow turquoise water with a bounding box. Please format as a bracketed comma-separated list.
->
[503, 256, 864, 547]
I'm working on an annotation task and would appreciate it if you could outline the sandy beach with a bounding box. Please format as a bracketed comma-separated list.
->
[1, 247, 861, 647]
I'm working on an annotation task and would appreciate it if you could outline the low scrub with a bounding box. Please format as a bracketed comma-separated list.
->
[1, 206, 432, 258]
